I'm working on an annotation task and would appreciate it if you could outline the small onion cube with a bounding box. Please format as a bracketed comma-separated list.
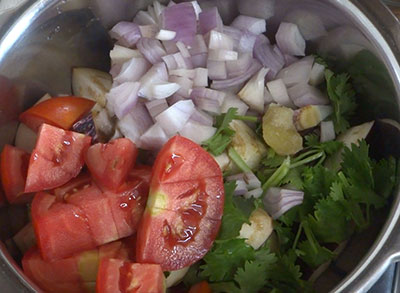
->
[146, 98, 169, 120]
[234, 179, 248, 196]
[191, 1, 202, 19]
[155, 100, 195, 136]
[231, 15, 266, 35]
[173, 52, 193, 69]
[190, 87, 226, 106]
[110, 22, 141, 47]
[191, 53, 208, 68]
[113, 57, 151, 85]
[238, 67, 269, 113]
[208, 49, 238, 61]
[207, 30, 234, 50]
[266, 79, 294, 108]
[169, 69, 196, 79]
[137, 38, 167, 64]
[190, 108, 214, 126]
[213, 152, 230, 171]
[309, 62, 326, 86]
[188, 35, 208, 55]
[139, 24, 159, 38]
[244, 172, 262, 189]
[284, 54, 299, 66]
[194, 98, 221, 115]
[179, 120, 216, 144]
[276, 22, 306, 56]
[150, 82, 181, 99]
[161, 2, 197, 45]
[156, 29, 177, 41]
[107, 82, 140, 119]
[320, 121, 336, 142]
[263, 187, 304, 219]
[226, 173, 245, 182]
[198, 7, 223, 34]
[169, 75, 193, 97]
[133, 10, 157, 25]
[139, 62, 169, 98]
[287, 83, 329, 107]
[264, 87, 274, 104]
[110, 45, 142, 65]
[153, 1, 166, 22]
[139, 123, 169, 151]
[176, 41, 191, 58]
[163, 40, 179, 54]
[276, 56, 314, 87]
[221, 93, 249, 116]
[226, 53, 253, 78]
[253, 35, 285, 79]
[162, 54, 178, 71]
[207, 60, 227, 80]
[167, 94, 185, 105]
[244, 188, 263, 199]
[193, 68, 208, 87]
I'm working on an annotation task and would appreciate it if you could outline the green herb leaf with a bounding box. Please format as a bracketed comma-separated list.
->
[298, 241, 335, 268]
[305, 134, 344, 155]
[373, 156, 397, 199]
[210, 282, 242, 293]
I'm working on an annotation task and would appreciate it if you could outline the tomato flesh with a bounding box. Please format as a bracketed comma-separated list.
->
[96, 259, 165, 293]
[25, 124, 91, 193]
[0, 145, 32, 204]
[19, 96, 95, 132]
[85, 138, 138, 191]
[189, 281, 212, 293]
[136, 136, 224, 271]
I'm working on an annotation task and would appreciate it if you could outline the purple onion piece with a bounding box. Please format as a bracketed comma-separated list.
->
[199, 7, 223, 35]
[137, 38, 167, 64]
[109, 21, 141, 47]
[275, 22, 306, 57]
[253, 35, 285, 80]
[263, 187, 304, 219]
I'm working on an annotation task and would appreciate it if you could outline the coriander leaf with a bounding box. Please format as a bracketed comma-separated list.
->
[312, 54, 329, 68]
[203, 108, 238, 156]
[210, 282, 241, 293]
[305, 134, 344, 155]
[303, 165, 338, 201]
[346, 185, 385, 210]
[281, 166, 304, 190]
[298, 241, 335, 268]
[274, 222, 296, 252]
[262, 148, 286, 168]
[325, 69, 357, 134]
[182, 262, 204, 287]
[218, 182, 250, 240]
[329, 181, 344, 201]
[200, 239, 254, 282]
[373, 157, 397, 199]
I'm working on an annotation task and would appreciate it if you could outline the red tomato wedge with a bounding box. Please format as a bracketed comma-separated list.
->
[19, 96, 95, 132]
[85, 138, 138, 191]
[25, 124, 91, 193]
[96, 259, 165, 293]
[32, 167, 150, 261]
[189, 281, 212, 293]
[0, 145, 32, 204]
[136, 136, 224, 271]
[22, 241, 132, 293]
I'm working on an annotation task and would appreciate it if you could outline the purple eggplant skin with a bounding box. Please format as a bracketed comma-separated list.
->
[72, 113, 98, 141]
[367, 119, 400, 160]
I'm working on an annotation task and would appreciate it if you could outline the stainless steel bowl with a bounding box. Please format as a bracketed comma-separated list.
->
[0, 0, 399, 292]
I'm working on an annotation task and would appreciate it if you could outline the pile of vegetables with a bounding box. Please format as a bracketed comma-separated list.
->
[0, 0, 399, 292]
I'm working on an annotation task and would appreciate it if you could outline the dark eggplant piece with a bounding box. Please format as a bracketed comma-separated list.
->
[72, 112, 97, 140]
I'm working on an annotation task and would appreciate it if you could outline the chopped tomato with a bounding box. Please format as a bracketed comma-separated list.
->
[136, 136, 224, 271]
[32, 167, 150, 261]
[189, 281, 212, 293]
[0, 145, 32, 204]
[96, 259, 165, 293]
[85, 138, 138, 191]
[22, 241, 132, 293]
[19, 96, 95, 132]
[0, 188, 6, 207]
[25, 124, 91, 193]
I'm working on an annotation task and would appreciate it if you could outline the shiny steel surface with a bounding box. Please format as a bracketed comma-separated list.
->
[0, 0, 399, 292]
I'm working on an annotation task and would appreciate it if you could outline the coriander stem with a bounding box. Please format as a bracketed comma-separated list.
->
[292, 149, 320, 164]
[302, 221, 319, 254]
[292, 222, 303, 250]
[228, 147, 252, 173]
[262, 157, 291, 191]
[234, 115, 259, 123]
[291, 152, 324, 169]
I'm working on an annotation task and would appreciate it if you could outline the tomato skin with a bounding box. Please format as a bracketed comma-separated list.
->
[136, 136, 224, 271]
[85, 138, 138, 191]
[25, 124, 92, 193]
[189, 281, 212, 293]
[96, 259, 165, 293]
[19, 96, 95, 132]
[0, 145, 32, 204]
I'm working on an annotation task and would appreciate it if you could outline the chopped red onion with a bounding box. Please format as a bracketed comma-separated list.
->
[167, 94, 185, 106]
[288, 83, 329, 107]
[169, 69, 196, 79]
[244, 171, 262, 189]
[276, 56, 314, 87]
[107, 82, 140, 119]
[191, 53, 208, 68]
[139, 24, 159, 38]
[179, 120, 216, 144]
[238, 0, 275, 20]
[226, 53, 252, 78]
[244, 188, 263, 199]
[137, 38, 167, 64]
[147, 5, 158, 23]
[133, 10, 157, 25]
[190, 87, 226, 106]
[156, 29, 177, 41]
[162, 54, 178, 71]
[191, 1, 202, 19]
[189, 108, 214, 126]
[110, 64, 122, 79]
[194, 98, 221, 115]
[161, 2, 197, 45]
[188, 35, 208, 56]
[150, 82, 181, 99]
[253, 35, 285, 80]
[208, 49, 238, 61]
[309, 62, 326, 86]
[222, 26, 242, 50]
[155, 100, 195, 136]
[284, 9, 327, 41]
[198, 0, 237, 24]
[169, 75, 193, 97]
[263, 187, 304, 219]
[234, 179, 248, 196]
[276, 22, 306, 57]
[176, 41, 191, 58]
[113, 57, 151, 85]
[163, 40, 179, 54]
[118, 101, 153, 144]
[193, 68, 208, 87]
[284, 54, 299, 66]
[139, 123, 169, 151]
[110, 22, 141, 48]
[139, 62, 168, 98]
[264, 87, 274, 105]
[198, 7, 223, 35]
[207, 60, 227, 80]
[211, 59, 262, 90]
[221, 93, 249, 116]
[207, 30, 234, 51]
[231, 15, 266, 35]
[266, 79, 294, 108]
[110, 45, 142, 65]
[237, 30, 258, 54]
[226, 173, 245, 182]
[153, 1, 166, 22]
[238, 67, 269, 113]
[145, 98, 169, 120]
[173, 52, 193, 69]
[320, 121, 336, 142]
